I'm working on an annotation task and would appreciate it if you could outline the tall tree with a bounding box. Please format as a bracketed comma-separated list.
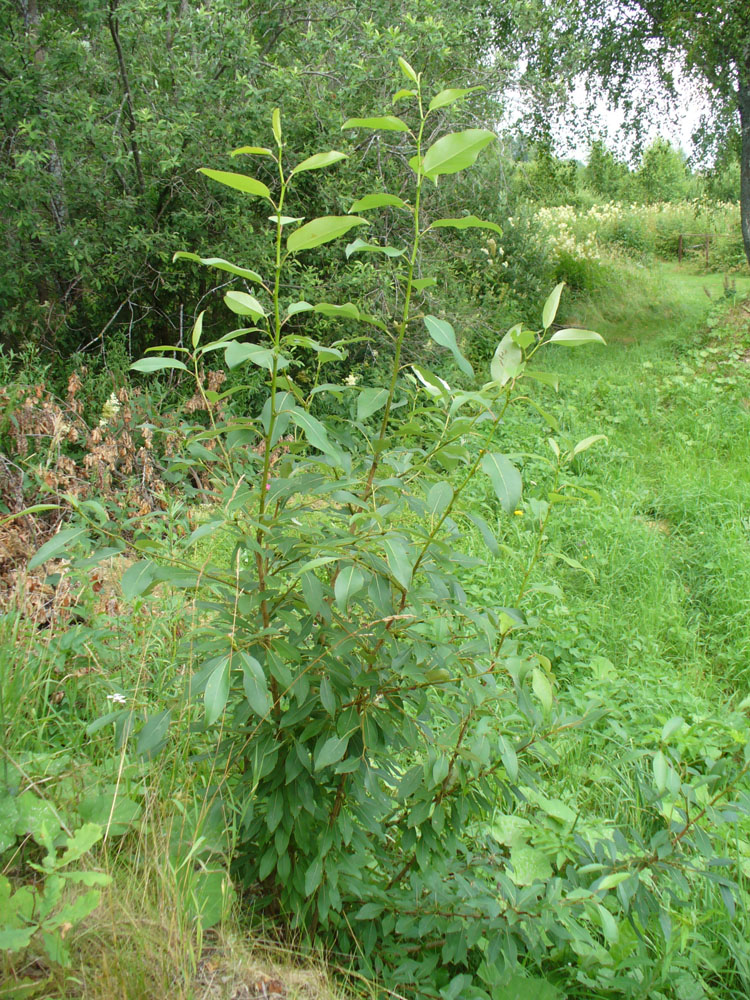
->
[581, 0, 750, 265]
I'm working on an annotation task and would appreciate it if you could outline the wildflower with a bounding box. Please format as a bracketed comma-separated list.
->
[344, 373, 359, 386]
[106, 692, 127, 704]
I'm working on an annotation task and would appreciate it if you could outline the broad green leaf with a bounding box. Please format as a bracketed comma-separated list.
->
[572, 434, 607, 457]
[542, 282, 565, 329]
[319, 675, 336, 716]
[191, 310, 205, 349]
[509, 843, 552, 885]
[204, 657, 230, 725]
[334, 564, 365, 610]
[430, 215, 502, 235]
[598, 904, 620, 943]
[224, 290, 266, 320]
[286, 301, 313, 318]
[357, 387, 389, 421]
[423, 315, 473, 377]
[480, 453, 522, 515]
[653, 750, 668, 792]
[291, 150, 347, 175]
[198, 168, 271, 201]
[349, 193, 407, 212]
[313, 302, 360, 320]
[422, 129, 496, 179]
[130, 357, 188, 373]
[242, 653, 270, 717]
[526, 369, 560, 390]
[341, 116, 409, 132]
[136, 709, 172, 759]
[549, 328, 606, 346]
[661, 716, 685, 742]
[397, 56, 418, 82]
[289, 410, 341, 461]
[121, 560, 157, 600]
[272, 108, 282, 145]
[58, 824, 103, 867]
[411, 364, 450, 397]
[426, 481, 453, 518]
[29, 526, 88, 570]
[411, 277, 437, 291]
[287, 216, 369, 253]
[268, 214, 305, 226]
[304, 856, 323, 895]
[382, 535, 413, 590]
[230, 145, 273, 157]
[408, 154, 423, 176]
[498, 736, 519, 781]
[314, 736, 349, 771]
[225, 342, 286, 372]
[392, 88, 416, 102]
[491, 328, 522, 386]
[0, 926, 35, 951]
[532, 667, 554, 713]
[345, 238, 404, 259]
[172, 252, 264, 284]
[427, 86, 482, 112]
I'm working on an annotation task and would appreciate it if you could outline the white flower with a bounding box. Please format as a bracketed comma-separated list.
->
[106, 692, 127, 705]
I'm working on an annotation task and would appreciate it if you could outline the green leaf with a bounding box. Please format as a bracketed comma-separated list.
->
[491, 328, 522, 386]
[225, 342, 285, 372]
[382, 535, 413, 590]
[130, 357, 188, 373]
[598, 904, 619, 943]
[0, 926, 35, 951]
[191, 310, 205, 349]
[314, 737, 349, 771]
[230, 145, 273, 157]
[661, 716, 685, 742]
[272, 108, 282, 146]
[198, 168, 271, 201]
[423, 316, 473, 377]
[426, 481, 453, 518]
[480, 453, 522, 515]
[532, 667, 554, 714]
[313, 302, 360, 320]
[57, 824, 103, 867]
[172, 252, 264, 284]
[653, 750, 668, 792]
[121, 560, 157, 600]
[509, 843, 552, 885]
[204, 657, 230, 725]
[422, 129, 496, 179]
[334, 564, 365, 610]
[287, 216, 369, 253]
[430, 215, 502, 235]
[411, 364, 450, 397]
[268, 214, 305, 226]
[349, 193, 408, 212]
[542, 282, 565, 329]
[304, 856, 323, 895]
[345, 238, 404, 259]
[572, 434, 607, 457]
[392, 88, 417, 103]
[29, 527, 88, 570]
[289, 410, 341, 462]
[465, 511, 499, 556]
[427, 86, 482, 112]
[291, 150, 347, 175]
[224, 290, 266, 320]
[397, 56, 418, 82]
[241, 653, 271, 717]
[341, 116, 409, 132]
[411, 277, 437, 291]
[319, 676, 336, 716]
[136, 709, 172, 759]
[357, 387, 389, 421]
[549, 328, 606, 346]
